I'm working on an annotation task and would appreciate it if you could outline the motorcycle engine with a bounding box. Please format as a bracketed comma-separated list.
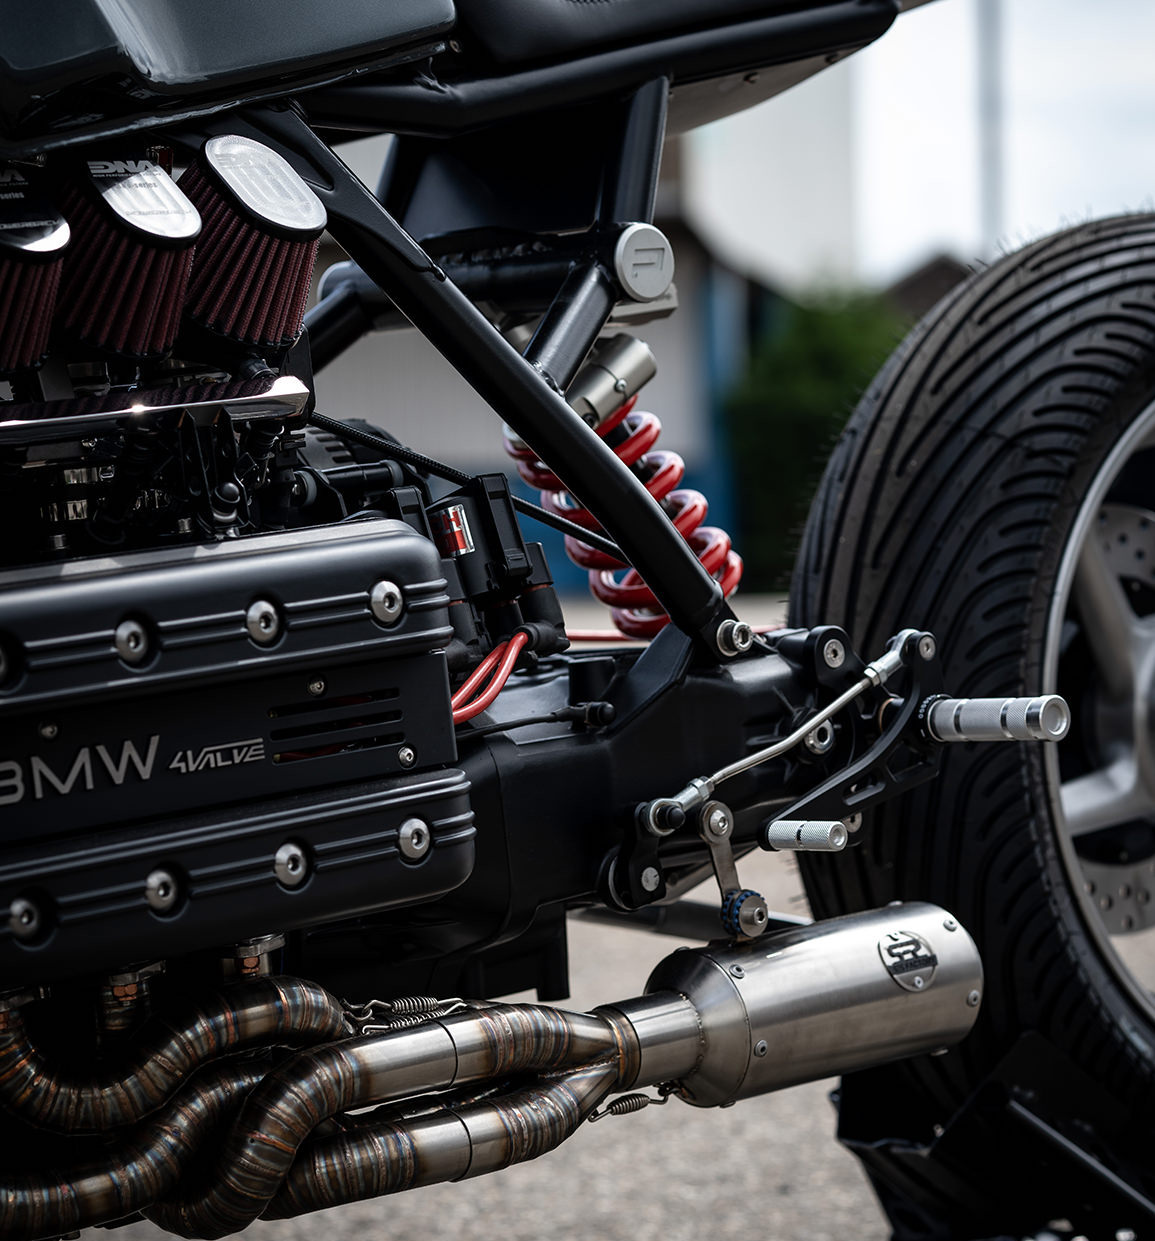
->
[0, 141, 478, 986]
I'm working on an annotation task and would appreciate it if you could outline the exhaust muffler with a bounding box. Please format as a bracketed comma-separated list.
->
[605, 900, 982, 1105]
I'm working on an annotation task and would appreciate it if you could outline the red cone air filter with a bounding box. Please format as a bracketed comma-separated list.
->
[180, 136, 327, 348]
[58, 158, 200, 359]
[0, 166, 69, 373]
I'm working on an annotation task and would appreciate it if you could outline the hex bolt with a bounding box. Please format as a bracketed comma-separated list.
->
[398, 818, 431, 861]
[9, 897, 42, 941]
[115, 619, 149, 665]
[640, 866, 661, 893]
[145, 869, 179, 913]
[307, 678, 326, 697]
[370, 580, 404, 625]
[38, 722, 58, 741]
[398, 745, 417, 769]
[274, 842, 308, 888]
[706, 806, 731, 838]
[753, 1040, 768, 1058]
[967, 989, 981, 1008]
[822, 638, 845, 669]
[246, 599, 281, 646]
[716, 619, 754, 658]
[918, 635, 937, 661]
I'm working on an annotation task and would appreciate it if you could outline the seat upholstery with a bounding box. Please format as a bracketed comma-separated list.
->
[453, 0, 826, 66]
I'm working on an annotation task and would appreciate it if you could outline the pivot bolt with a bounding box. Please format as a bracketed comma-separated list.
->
[370, 580, 404, 625]
[275, 842, 309, 888]
[640, 866, 661, 893]
[822, 638, 845, 669]
[115, 619, 149, 665]
[9, 897, 42, 941]
[398, 818, 431, 861]
[716, 619, 754, 658]
[918, 635, 937, 661]
[246, 599, 281, 646]
[705, 805, 731, 838]
[145, 869, 179, 913]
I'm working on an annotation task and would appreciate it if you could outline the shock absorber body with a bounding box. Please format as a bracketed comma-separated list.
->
[504, 334, 743, 638]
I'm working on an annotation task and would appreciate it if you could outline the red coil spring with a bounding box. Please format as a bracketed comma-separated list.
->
[503, 396, 743, 638]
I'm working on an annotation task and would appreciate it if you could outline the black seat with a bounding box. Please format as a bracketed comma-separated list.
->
[453, 0, 831, 66]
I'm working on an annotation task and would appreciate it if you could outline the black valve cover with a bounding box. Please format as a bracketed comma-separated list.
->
[0, 518, 474, 983]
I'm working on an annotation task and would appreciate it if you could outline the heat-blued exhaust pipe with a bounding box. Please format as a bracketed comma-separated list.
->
[1, 904, 982, 1239]
[607, 900, 982, 1105]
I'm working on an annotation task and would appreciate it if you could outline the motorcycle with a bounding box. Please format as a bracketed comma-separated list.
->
[0, 0, 1150, 1237]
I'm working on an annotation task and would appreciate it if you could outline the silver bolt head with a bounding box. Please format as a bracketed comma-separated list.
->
[729, 963, 746, 979]
[804, 721, 835, 755]
[753, 1040, 768, 1058]
[398, 745, 417, 769]
[398, 817, 432, 861]
[706, 806, 731, 837]
[716, 619, 754, 657]
[307, 678, 326, 697]
[918, 635, 937, 661]
[822, 638, 846, 669]
[246, 599, 281, 645]
[640, 866, 661, 893]
[370, 580, 404, 625]
[738, 897, 770, 937]
[943, 918, 958, 932]
[115, 619, 149, 665]
[9, 897, 42, 941]
[38, 722, 58, 741]
[966, 989, 981, 1008]
[844, 813, 863, 832]
[275, 842, 308, 888]
[145, 869, 179, 912]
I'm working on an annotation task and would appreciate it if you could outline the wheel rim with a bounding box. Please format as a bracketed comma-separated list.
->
[1045, 398, 1155, 1020]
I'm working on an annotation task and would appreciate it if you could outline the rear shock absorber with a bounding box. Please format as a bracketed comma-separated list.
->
[503, 334, 743, 638]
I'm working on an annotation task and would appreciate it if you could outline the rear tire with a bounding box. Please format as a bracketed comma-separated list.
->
[790, 216, 1155, 1236]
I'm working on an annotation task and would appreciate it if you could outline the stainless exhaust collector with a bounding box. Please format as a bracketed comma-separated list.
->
[608, 900, 983, 1106]
[2, 903, 982, 1239]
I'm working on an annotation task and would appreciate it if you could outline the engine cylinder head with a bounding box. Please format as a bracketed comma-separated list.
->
[180, 135, 326, 349]
[57, 157, 200, 359]
[0, 165, 69, 373]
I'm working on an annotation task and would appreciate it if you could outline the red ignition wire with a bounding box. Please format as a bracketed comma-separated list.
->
[452, 631, 531, 725]
[451, 639, 511, 710]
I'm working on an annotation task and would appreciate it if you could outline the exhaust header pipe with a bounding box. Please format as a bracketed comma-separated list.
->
[2, 903, 982, 1238]
[606, 900, 982, 1106]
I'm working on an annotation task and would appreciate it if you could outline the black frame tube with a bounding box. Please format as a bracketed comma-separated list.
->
[207, 107, 728, 649]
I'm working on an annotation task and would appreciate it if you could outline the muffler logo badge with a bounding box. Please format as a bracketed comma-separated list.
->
[878, 930, 938, 992]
